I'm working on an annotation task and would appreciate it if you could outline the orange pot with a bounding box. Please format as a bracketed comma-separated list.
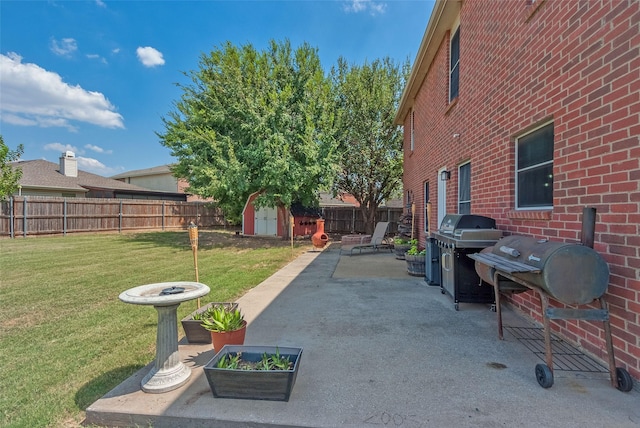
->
[210, 321, 247, 353]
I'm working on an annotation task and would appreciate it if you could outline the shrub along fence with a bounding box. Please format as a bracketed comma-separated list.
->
[0, 196, 405, 238]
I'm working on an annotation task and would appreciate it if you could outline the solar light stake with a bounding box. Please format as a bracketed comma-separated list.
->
[188, 222, 200, 308]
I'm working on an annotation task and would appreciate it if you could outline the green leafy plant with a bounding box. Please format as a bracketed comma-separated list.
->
[257, 348, 292, 371]
[192, 303, 233, 321]
[406, 247, 426, 256]
[215, 348, 293, 371]
[394, 237, 408, 245]
[406, 239, 426, 256]
[201, 306, 245, 332]
[216, 352, 242, 369]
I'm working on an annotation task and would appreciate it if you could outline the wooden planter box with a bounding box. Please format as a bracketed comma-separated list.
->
[405, 253, 426, 277]
[204, 345, 303, 401]
[181, 302, 238, 344]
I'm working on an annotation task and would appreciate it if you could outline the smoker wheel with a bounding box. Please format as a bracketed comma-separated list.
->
[615, 367, 633, 392]
[535, 363, 554, 388]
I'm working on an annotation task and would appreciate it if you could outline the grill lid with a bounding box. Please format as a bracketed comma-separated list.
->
[439, 214, 497, 234]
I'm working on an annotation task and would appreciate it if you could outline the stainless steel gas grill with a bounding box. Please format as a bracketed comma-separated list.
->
[432, 214, 503, 310]
[469, 220, 634, 391]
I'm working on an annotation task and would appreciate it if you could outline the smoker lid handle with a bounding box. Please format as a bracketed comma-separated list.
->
[499, 246, 520, 257]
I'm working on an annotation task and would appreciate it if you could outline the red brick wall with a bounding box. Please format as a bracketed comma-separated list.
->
[403, 0, 639, 378]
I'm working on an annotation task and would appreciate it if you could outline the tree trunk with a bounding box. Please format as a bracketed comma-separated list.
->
[278, 204, 290, 240]
[359, 203, 378, 235]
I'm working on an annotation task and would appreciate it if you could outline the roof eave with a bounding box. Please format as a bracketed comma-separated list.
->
[394, 0, 461, 125]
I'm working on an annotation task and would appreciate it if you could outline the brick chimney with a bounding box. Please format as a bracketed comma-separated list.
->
[60, 151, 78, 177]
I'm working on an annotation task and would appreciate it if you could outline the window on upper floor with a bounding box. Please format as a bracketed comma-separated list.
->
[449, 26, 460, 102]
[515, 122, 554, 209]
[458, 162, 470, 214]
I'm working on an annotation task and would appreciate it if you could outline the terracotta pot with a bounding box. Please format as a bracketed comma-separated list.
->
[181, 302, 239, 344]
[311, 219, 329, 249]
[210, 321, 247, 352]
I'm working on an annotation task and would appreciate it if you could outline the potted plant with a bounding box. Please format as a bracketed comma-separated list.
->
[201, 305, 247, 352]
[181, 302, 239, 344]
[405, 239, 426, 276]
[393, 237, 412, 260]
[204, 345, 303, 401]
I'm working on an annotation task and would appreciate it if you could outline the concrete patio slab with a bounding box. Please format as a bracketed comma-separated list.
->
[85, 245, 639, 428]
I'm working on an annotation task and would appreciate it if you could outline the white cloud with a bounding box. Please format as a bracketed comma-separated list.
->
[77, 157, 123, 176]
[343, 0, 387, 15]
[2, 113, 38, 127]
[44, 142, 79, 154]
[112, 48, 121, 54]
[136, 46, 165, 67]
[0, 52, 125, 130]
[85, 144, 113, 154]
[95, 0, 106, 7]
[50, 37, 78, 57]
[87, 53, 108, 64]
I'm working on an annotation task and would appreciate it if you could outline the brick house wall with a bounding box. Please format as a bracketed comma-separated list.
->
[397, 0, 639, 380]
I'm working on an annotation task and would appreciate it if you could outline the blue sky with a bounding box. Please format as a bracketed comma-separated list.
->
[0, 0, 434, 176]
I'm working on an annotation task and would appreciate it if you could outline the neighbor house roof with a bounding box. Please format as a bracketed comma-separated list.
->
[12, 159, 180, 196]
[111, 164, 173, 179]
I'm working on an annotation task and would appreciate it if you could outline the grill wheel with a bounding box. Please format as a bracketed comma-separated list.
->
[616, 367, 633, 392]
[535, 363, 554, 388]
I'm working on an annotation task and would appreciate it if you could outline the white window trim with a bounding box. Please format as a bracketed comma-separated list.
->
[458, 161, 471, 214]
[449, 24, 460, 103]
[410, 109, 415, 151]
[424, 181, 430, 233]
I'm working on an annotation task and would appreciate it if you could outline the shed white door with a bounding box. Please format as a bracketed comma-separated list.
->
[254, 206, 277, 235]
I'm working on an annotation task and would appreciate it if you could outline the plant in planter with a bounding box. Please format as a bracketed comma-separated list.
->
[405, 239, 427, 276]
[204, 345, 303, 401]
[201, 305, 247, 352]
[394, 237, 412, 260]
[181, 302, 239, 344]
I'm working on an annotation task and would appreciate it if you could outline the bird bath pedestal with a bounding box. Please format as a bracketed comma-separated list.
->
[119, 281, 210, 393]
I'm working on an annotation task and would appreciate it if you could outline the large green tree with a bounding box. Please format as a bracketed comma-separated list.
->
[329, 57, 409, 234]
[158, 40, 335, 230]
[0, 136, 24, 200]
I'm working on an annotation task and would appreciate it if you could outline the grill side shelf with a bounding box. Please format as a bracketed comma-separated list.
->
[468, 252, 541, 274]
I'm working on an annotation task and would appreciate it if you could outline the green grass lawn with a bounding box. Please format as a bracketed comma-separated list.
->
[0, 230, 311, 428]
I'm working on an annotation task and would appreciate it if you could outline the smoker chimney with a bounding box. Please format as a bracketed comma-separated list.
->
[60, 151, 78, 177]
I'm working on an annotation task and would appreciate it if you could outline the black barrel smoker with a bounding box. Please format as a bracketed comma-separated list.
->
[469, 209, 633, 391]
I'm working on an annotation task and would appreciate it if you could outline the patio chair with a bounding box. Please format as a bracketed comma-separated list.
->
[341, 221, 392, 256]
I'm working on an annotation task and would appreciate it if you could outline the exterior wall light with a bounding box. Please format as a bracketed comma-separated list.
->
[440, 170, 451, 181]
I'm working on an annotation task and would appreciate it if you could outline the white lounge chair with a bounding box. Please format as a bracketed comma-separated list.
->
[341, 221, 392, 256]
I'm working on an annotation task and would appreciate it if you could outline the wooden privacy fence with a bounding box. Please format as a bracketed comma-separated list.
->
[1, 197, 226, 238]
[0, 196, 404, 238]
